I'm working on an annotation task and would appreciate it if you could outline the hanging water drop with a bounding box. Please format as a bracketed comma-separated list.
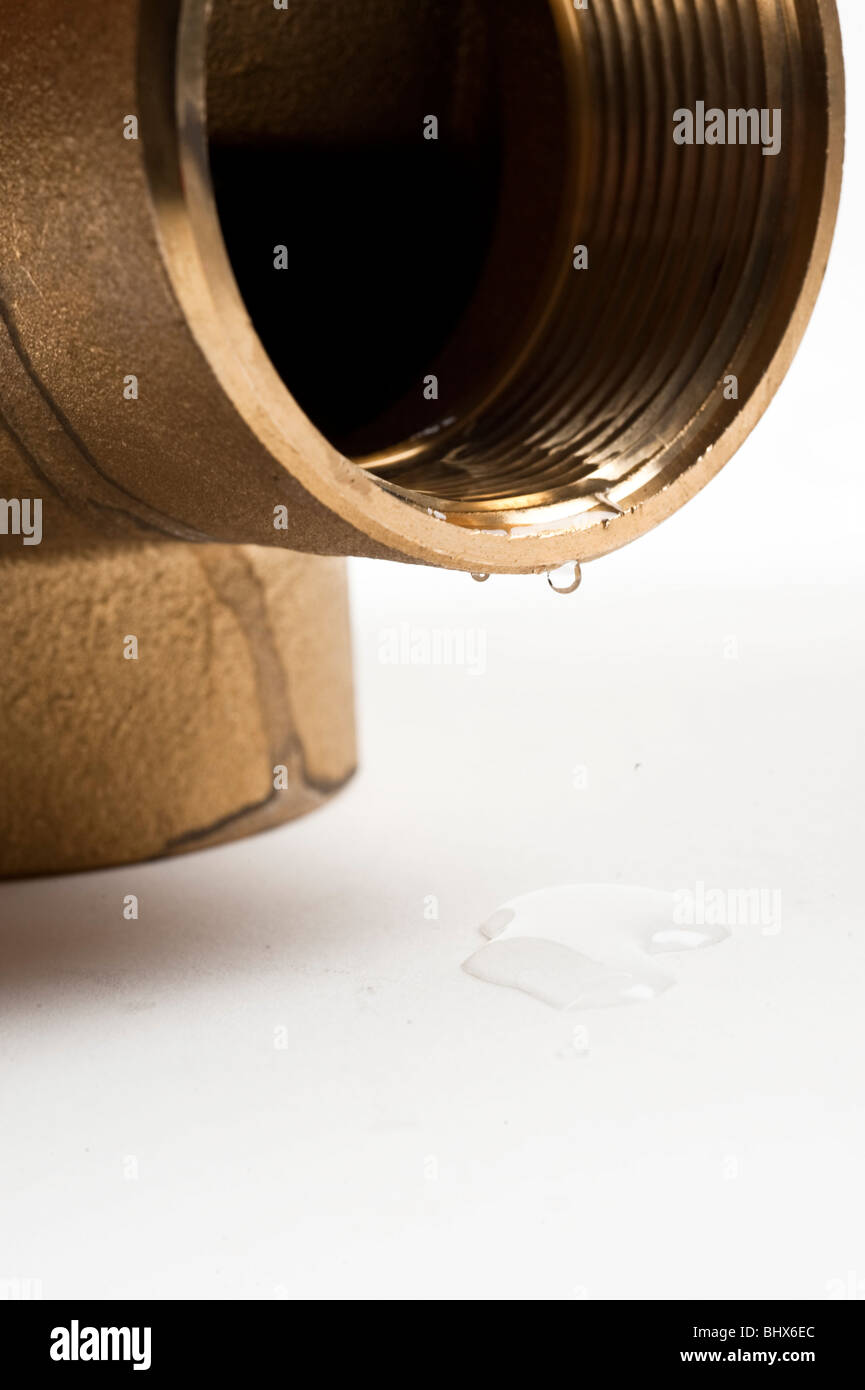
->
[546, 561, 582, 594]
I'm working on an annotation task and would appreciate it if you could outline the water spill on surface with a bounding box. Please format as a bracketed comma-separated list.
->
[465, 936, 671, 1010]
[464, 884, 730, 1011]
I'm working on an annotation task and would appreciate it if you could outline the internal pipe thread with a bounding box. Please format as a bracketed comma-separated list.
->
[368, 0, 828, 527]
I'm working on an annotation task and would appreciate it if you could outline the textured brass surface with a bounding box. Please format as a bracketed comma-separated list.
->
[0, 542, 356, 876]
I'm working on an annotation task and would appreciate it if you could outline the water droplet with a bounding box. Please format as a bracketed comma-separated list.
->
[546, 562, 582, 595]
[470, 572, 490, 584]
[463, 884, 729, 1012]
[646, 925, 729, 953]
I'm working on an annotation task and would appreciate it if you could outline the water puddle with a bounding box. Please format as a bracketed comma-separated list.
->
[463, 884, 729, 1011]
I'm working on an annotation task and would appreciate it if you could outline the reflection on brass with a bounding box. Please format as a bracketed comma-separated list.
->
[0, 1, 844, 874]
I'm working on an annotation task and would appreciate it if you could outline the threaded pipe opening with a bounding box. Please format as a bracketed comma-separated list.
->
[205, 0, 838, 541]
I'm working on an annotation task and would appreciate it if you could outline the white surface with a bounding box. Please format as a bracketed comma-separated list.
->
[1, 576, 863, 1300]
[1, 1, 863, 1305]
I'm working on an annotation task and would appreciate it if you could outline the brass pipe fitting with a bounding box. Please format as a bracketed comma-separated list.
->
[0, 1, 845, 874]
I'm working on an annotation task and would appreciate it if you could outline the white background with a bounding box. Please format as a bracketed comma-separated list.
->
[1, 2, 863, 1302]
